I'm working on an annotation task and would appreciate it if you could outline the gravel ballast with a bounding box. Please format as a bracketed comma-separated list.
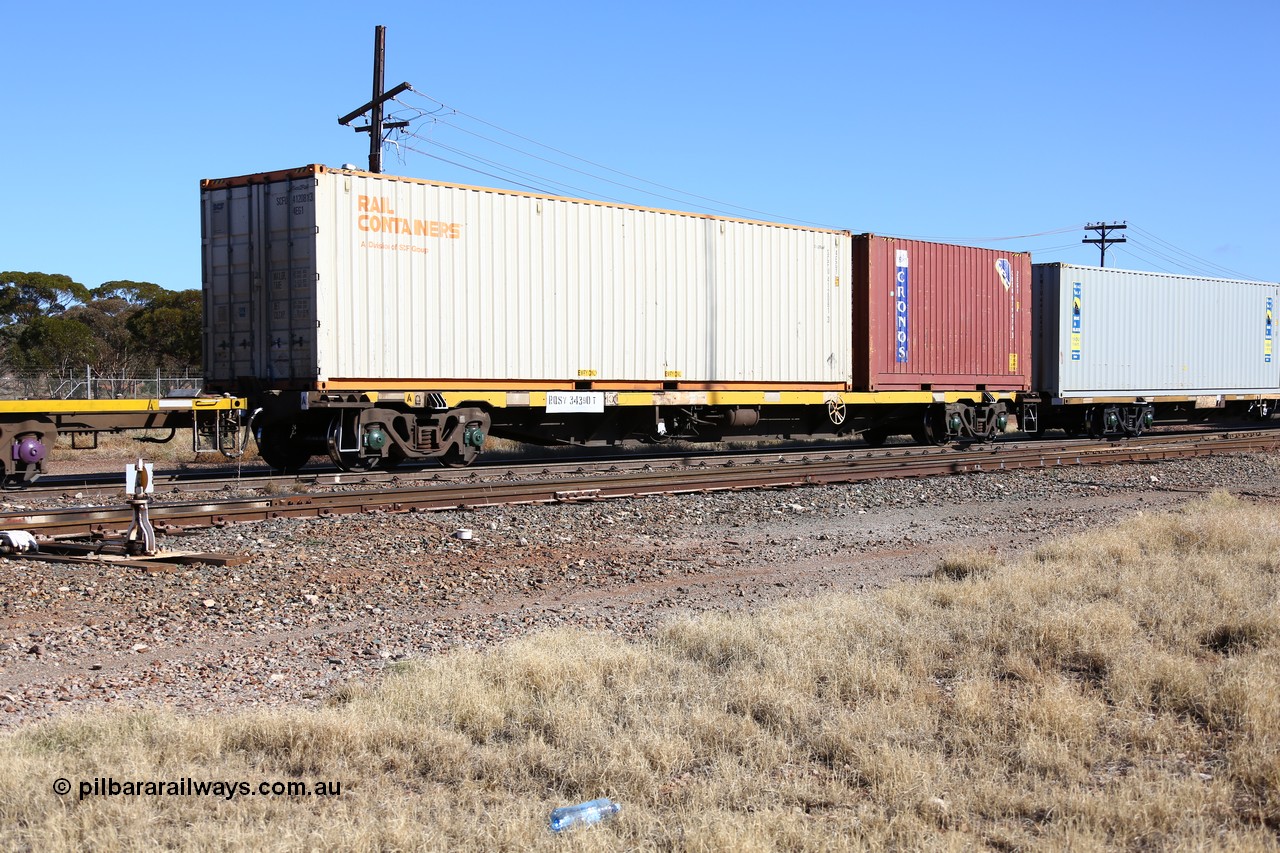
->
[2, 451, 1278, 729]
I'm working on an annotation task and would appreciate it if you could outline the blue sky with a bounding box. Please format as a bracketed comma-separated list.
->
[2, 1, 1275, 291]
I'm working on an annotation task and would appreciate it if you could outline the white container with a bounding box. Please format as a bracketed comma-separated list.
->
[201, 165, 852, 390]
[1032, 263, 1280, 398]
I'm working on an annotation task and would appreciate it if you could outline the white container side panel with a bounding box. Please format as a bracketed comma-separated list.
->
[206, 170, 851, 386]
[1033, 264, 1280, 397]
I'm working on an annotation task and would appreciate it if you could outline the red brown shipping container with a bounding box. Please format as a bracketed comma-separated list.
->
[852, 234, 1031, 392]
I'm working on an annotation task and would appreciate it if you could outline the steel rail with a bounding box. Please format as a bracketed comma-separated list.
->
[19, 425, 1276, 500]
[5, 431, 1279, 539]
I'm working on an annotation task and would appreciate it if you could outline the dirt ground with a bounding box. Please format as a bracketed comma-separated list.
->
[2, 451, 1277, 729]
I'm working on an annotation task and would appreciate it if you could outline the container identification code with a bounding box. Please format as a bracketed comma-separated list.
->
[546, 392, 605, 413]
[1070, 282, 1082, 361]
[895, 250, 909, 363]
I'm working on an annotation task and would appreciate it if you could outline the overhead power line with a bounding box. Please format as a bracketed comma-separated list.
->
[335, 30, 1271, 281]
[400, 91, 834, 225]
[1113, 245, 1178, 274]
[394, 89, 843, 227]
[400, 130, 631, 201]
[893, 225, 1084, 243]
[1126, 224, 1264, 281]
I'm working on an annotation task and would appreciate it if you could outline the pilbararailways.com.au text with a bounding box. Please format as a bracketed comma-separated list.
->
[53, 777, 343, 801]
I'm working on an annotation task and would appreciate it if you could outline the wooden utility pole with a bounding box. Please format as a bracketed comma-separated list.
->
[337, 26, 412, 173]
[1083, 222, 1127, 267]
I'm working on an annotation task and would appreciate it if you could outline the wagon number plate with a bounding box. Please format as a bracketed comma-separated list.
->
[546, 392, 604, 413]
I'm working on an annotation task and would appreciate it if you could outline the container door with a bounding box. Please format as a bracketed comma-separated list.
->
[202, 185, 258, 384]
[202, 178, 317, 386]
[262, 177, 318, 383]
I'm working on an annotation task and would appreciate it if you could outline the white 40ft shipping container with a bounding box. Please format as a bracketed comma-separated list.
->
[201, 165, 852, 391]
[1033, 263, 1280, 398]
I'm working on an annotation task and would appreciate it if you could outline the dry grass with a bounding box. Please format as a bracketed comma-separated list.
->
[53, 430, 260, 470]
[3, 492, 1279, 850]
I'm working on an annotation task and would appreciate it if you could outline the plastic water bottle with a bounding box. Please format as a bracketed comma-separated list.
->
[548, 797, 621, 832]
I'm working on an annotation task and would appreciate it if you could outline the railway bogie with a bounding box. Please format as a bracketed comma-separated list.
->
[250, 391, 492, 472]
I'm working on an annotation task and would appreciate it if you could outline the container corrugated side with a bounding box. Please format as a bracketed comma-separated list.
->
[1032, 264, 1280, 397]
[852, 235, 1031, 391]
[202, 166, 852, 388]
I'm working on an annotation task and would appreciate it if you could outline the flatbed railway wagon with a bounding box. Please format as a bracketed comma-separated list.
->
[1031, 264, 1280, 435]
[201, 165, 1030, 471]
[0, 395, 247, 486]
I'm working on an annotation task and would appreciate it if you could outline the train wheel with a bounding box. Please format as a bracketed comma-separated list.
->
[439, 445, 475, 468]
[331, 453, 383, 473]
[255, 423, 313, 473]
[439, 426, 486, 468]
[979, 407, 1007, 443]
[326, 416, 383, 473]
[862, 427, 889, 447]
[911, 408, 948, 446]
[437, 411, 488, 467]
[439, 430, 484, 468]
[384, 444, 405, 470]
[1, 461, 38, 490]
[1061, 409, 1088, 438]
[1083, 408, 1106, 440]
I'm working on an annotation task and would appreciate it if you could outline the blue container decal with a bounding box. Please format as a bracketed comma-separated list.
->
[1266, 297, 1273, 363]
[895, 249, 909, 363]
[1070, 282, 1082, 361]
[995, 258, 1012, 291]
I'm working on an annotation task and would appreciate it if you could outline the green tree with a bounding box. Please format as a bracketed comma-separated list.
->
[0, 271, 89, 326]
[126, 289, 202, 370]
[0, 272, 90, 369]
[65, 281, 168, 375]
[90, 280, 167, 305]
[8, 315, 98, 371]
[0, 274, 204, 386]
[65, 300, 141, 375]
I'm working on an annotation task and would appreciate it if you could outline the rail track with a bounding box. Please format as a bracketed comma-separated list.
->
[5, 429, 1279, 540]
[17, 423, 1279, 499]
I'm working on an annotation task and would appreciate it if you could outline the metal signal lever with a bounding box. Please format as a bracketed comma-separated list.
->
[124, 459, 156, 557]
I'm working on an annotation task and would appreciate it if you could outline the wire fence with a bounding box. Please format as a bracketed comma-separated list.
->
[0, 368, 203, 400]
